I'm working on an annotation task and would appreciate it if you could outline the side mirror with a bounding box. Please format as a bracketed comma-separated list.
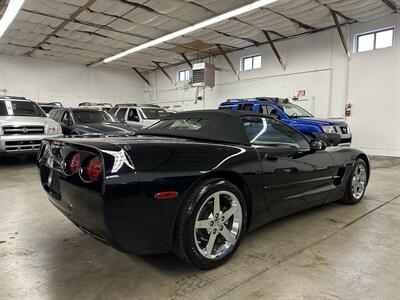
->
[310, 140, 327, 151]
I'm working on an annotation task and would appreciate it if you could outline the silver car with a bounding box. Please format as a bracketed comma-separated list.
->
[109, 104, 169, 130]
[0, 96, 63, 155]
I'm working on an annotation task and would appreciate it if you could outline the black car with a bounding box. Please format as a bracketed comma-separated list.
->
[49, 108, 136, 136]
[37, 110, 369, 269]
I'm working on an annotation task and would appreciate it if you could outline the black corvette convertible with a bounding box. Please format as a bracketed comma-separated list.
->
[37, 110, 369, 269]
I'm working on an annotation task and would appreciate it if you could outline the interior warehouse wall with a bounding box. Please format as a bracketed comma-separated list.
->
[144, 13, 399, 157]
[0, 54, 145, 107]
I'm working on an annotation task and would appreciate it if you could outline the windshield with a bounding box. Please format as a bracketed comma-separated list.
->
[0, 100, 46, 117]
[73, 110, 121, 124]
[141, 108, 168, 120]
[282, 103, 313, 118]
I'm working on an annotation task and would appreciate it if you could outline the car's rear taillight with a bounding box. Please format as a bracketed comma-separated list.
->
[83, 156, 102, 181]
[66, 152, 80, 174]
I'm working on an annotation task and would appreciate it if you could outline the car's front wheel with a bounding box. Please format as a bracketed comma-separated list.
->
[173, 179, 247, 269]
[340, 158, 368, 204]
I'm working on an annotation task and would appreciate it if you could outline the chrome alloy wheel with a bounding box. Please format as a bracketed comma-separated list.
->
[194, 191, 243, 259]
[352, 164, 367, 200]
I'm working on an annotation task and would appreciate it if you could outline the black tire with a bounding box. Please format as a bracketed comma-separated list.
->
[172, 178, 247, 269]
[339, 158, 368, 205]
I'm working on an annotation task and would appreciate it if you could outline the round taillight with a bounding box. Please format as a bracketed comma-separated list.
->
[83, 156, 102, 181]
[66, 152, 80, 174]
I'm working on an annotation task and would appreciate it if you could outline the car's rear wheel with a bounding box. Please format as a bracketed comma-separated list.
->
[339, 159, 368, 204]
[172, 179, 247, 269]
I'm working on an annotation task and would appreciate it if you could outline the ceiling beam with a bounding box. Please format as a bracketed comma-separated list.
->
[132, 67, 150, 85]
[153, 61, 176, 85]
[180, 53, 192, 68]
[330, 9, 350, 59]
[25, 0, 97, 56]
[188, 0, 287, 44]
[216, 44, 239, 79]
[314, 0, 356, 23]
[381, 0, 399, 12]
[263, 31, 285, 70]
[264, 8, 317, 31]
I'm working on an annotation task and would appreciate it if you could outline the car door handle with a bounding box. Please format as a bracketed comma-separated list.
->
[265, 153, 279, 161]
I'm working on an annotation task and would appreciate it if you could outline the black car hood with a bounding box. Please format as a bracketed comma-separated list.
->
[74, 122, 135, 134]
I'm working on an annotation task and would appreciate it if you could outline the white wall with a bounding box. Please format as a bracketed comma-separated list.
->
[0, 55, 145, 106]
[0, 14, 398, 156]
[144, 14, 400, 157]
[347, 15, 400, 157]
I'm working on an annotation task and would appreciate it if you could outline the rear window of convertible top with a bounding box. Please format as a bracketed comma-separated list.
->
[148, 118, 208, 131]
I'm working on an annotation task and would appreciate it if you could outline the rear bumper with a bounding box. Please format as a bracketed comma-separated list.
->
[47, 192, 118, 249]
[0, 134, 62, 155]
[40, 162, 176, 255]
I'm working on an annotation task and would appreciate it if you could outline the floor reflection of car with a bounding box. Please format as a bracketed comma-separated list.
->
[48, 108, 136, 136]
[38, 110, 369, 270]
[0, 96, 62, 155]
[109, 104, 168, 130]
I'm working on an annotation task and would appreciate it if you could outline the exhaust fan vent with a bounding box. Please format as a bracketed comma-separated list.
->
[192, 63, 215, 88]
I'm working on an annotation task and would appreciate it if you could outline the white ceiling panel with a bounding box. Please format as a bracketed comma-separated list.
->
[0, 0, 397, 70]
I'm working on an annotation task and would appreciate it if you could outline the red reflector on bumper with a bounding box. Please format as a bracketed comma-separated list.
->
[154, 191, 179, 200]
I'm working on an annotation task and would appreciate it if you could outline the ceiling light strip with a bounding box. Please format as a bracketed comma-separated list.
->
[101, 0, 278, 64]
[0, 0, 25, 38]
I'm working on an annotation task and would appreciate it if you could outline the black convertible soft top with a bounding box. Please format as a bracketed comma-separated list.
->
[139, 110, 264, 146]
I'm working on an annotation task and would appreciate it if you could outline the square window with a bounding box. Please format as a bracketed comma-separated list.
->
[253, 55, 261, 69]
[357, 33, 374, 52]
[356, 28, 394, 53]
[375, 29, 393, 49]
[241, 55, 261, 71]
[178, 69, 190, 82]
[243, 57, 253, 71]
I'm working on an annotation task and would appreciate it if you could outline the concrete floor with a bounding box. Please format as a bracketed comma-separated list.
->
[0, 155, 399, 300]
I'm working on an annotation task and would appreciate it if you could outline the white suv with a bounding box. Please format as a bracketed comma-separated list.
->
[109, 104, 169, 130]
[0, 96, 62, 155]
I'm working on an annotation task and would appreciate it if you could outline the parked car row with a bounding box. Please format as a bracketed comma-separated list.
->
[1, 95, 352, 157]
[0, 97, 168, 155]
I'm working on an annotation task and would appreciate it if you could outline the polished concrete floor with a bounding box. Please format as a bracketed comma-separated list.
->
[0, 155, 399, 300]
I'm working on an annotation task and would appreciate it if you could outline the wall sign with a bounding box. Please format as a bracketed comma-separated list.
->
[297, 90, 306, 97]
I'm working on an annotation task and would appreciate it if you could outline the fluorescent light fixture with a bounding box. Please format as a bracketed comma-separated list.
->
[102, 0, 278, 64]
[0, 0, 25, 38]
